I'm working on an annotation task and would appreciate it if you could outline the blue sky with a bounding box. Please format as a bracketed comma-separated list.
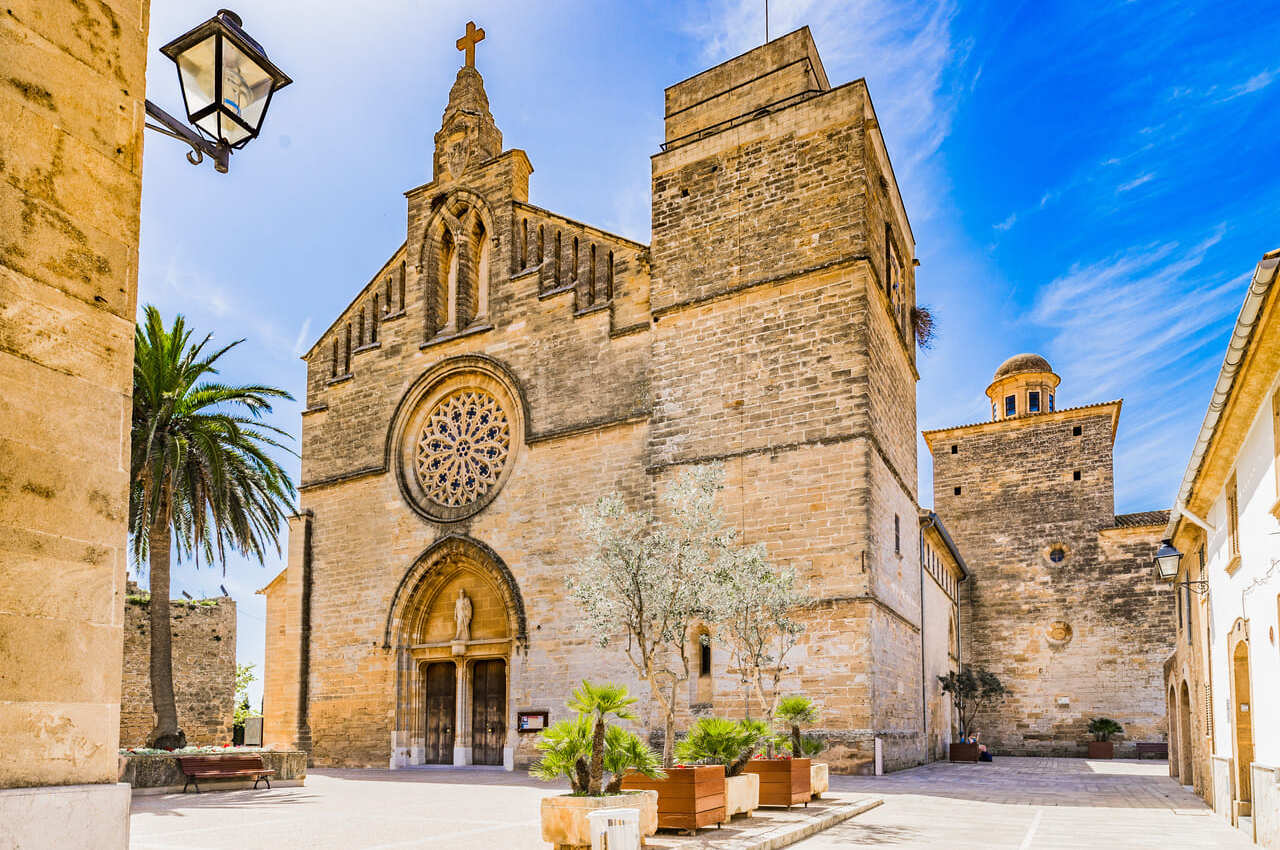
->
[137, 0, 1280, 709]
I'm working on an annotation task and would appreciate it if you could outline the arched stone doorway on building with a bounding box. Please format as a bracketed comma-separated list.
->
[384, 535, 527, 769]
[1178, 680, 1194, 786]
[1168, 684, 1180, 781]
[1229, 619, 1254, 819]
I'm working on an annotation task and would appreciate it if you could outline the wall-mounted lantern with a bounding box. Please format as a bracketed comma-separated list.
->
[145, 9, 292, 173]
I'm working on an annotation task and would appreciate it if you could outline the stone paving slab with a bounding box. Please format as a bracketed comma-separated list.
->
[645, 795, 881, 850]
[790, 757, 1253, 850]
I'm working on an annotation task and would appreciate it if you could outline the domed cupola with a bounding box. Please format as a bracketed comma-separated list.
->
[986, 353, 1060, 421]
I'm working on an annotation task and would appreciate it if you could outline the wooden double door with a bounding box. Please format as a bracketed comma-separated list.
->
[422, 659, 505, 765]
[471, 659, 506, 765]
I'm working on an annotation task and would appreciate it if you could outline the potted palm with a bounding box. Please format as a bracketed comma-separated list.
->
[1087, 718, 1123, 759]
[674, 717, 767, 819]
[533, 681, 664, 850]
[745, 696, 814, 807]
[938, 667, 1008, 762]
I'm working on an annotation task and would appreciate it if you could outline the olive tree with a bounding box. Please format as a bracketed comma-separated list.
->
[708, 543, 806, 721]
[567, 465, 735, 767]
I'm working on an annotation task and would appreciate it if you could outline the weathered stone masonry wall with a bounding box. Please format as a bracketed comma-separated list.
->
[931, 408, 1174, 756]
[120, 587, 236, 747]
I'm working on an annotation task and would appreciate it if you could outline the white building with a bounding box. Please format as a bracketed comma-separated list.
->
[1163, 248, 1280, 848]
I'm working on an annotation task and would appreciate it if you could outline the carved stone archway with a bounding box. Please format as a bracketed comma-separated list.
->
[386, 536, 526, 769]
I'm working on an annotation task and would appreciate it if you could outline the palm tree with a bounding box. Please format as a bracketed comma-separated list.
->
[775, 695, 818, 759]
[567, 680, 637, 795]
[130, 306, 296, 748]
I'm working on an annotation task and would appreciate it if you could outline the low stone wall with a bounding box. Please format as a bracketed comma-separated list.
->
[1212, 755, 1234, 823]
[119, 750, 307, 794]
[1253, 762, 1280, 850]
[121, 584, 237, 747]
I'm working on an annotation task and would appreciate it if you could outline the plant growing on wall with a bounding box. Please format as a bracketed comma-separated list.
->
[130, 307, 296, 749]
[568, 465, 736, 767]
[707, 544, 807, 721]
[675, 717, 768, 776]
[1088, 717, 1123, 742]
[938, 666, 1009, 740]
[530, 681, 664, 795]
[233, 664, 257, 738]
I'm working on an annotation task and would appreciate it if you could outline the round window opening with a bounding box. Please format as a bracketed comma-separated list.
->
[1049, 546, 1067, 563]
[415, 389, 511, 509]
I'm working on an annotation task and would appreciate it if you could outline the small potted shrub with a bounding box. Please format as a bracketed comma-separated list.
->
[675, 717, 767, 819]
[534, 682, 665, 850]
[938, 667, 1008, 762]
[744, 696, 814, 807]
[1087, 718, 1123, 759]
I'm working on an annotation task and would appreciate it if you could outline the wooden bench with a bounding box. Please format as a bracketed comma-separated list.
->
[1136, 742, 1168, 760]
[178, 755, 274, 793]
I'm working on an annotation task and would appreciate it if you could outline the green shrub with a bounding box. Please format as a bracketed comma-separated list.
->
[1088, 717, 1123, 742]
[675, 717, 768, 777]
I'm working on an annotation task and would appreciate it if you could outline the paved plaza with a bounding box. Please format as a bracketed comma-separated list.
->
[793, 757, 1252, 850]
[129, 758, 1252, 850]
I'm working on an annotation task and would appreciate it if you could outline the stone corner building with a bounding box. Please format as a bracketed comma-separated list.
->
[925, 354, 1175, 756]
[119, 583, 237, 748]
[262, 25, 944, 774]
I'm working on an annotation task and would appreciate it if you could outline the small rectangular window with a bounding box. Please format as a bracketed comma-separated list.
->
[1049, 394, 1055, 411]
[954, 486, 962, 496]
[1028, 391, 1040, 413]
[699, 641, 711, 677]
[951, 445, 958, 454]
[1005, 395, 1016, 416]
[894, 514, 901, 554]
[1073, 425, 1082, 436]
[1073, 470, 1081, 481]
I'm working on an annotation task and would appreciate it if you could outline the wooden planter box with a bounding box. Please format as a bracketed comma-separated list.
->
[744, 758, 810, 807]
[540, 790, 658, 850]
[949, 742, 980, 762]
[1088, 741, 1115, 759]
[621, 765, 725, 834]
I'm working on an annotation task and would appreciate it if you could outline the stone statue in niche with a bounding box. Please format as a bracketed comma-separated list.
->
[454, 588, 473, 642]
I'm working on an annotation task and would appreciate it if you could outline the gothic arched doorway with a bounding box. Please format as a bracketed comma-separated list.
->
[385, 536, 527, 768]
[1168, 684, 1180, 781]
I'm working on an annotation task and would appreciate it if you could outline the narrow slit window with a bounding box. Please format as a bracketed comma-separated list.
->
[371, 296, 379, 342]
[894, 514, 901, 554]
[1029, 391, 1040, 413]
[399, 262, 406, 310]
[1005, 395, 1016, 417]
[699, 640, 711, 677]
[606, 251, 615, 300]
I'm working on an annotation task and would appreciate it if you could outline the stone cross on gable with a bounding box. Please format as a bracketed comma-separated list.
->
[456, 21, 485, 68]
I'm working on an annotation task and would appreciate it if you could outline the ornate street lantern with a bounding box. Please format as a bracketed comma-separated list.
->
[1153, 539, 1183, 580]
[146, 10, 292, 173]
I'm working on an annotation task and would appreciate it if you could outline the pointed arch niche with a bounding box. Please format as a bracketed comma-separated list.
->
[386, 535, 527, 769]
[419, 190, 497, 340]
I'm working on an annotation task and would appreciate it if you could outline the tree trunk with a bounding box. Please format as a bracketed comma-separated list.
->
[791, 724, 802, 759]
[147, 520, 186, 749]
[662, 709, 676, 769]
[588, 715, 606, 795]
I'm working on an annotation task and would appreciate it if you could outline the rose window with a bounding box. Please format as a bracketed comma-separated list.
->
[415, 390, 511, 507]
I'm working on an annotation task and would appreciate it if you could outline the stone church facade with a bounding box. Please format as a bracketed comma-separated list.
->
[261, 26, 948, 774]
[925, 355, 1174, 756]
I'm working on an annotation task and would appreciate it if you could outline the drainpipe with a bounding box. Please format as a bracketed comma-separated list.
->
[297, 509, 314, 756]
[918, 518, 932, 762]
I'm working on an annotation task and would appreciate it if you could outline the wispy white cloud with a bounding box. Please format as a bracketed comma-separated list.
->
[1116, 172, 1155, 193]
[685, 0, 965, 222]
[993, 212, 1018, 232]
[1030, 226, 1235, 395]
[1028, 228, 1242, 508]
[292, 318, 313, 357]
